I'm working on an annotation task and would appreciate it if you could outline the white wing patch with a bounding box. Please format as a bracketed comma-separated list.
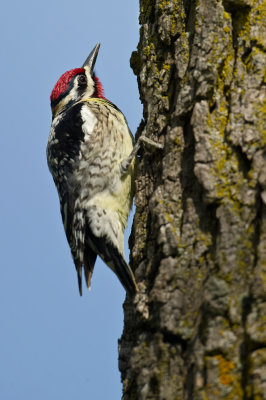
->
[80, 105, 97, 137]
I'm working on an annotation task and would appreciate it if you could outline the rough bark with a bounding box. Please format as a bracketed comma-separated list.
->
[119, 0, 266, 399]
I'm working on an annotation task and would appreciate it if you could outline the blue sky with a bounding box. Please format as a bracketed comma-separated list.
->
[0, 1, 142, 398]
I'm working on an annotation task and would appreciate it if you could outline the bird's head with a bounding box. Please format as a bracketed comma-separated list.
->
[50, 43, 104, 118]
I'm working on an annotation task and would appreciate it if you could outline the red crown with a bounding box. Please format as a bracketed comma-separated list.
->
[50, 68, 84, 103]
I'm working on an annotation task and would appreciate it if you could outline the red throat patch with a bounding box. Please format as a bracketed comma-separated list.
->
[50, 68, 85, 103]
[94, 75, 105, 98]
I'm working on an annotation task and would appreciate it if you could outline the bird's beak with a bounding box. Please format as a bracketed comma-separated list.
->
[82, 43, 100, 72]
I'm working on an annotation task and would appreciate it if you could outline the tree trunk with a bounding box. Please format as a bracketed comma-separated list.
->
[119, 0, 266, 399]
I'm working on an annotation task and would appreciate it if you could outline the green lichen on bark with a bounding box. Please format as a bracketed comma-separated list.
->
[119, 0, 266, 399]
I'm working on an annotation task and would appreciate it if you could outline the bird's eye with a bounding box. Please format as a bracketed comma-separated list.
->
[78, 75, 87, 86]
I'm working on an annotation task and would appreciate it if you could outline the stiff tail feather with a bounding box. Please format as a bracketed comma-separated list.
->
[106, 244, 137, 296]
[74, 247, 97, 296]
[75, 263, 83, 296]
[86, 226, 137, 296]
[83, 246, 97, 290]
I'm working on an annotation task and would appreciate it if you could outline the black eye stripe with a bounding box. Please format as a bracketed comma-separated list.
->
[51, 74, 84, 107]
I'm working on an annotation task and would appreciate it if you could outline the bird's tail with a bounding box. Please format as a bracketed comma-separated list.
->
[105, 243, 137, 296]
[83, 246, 97, 291]
[86, 226, 137, 296]
[74, 246, 97, 296]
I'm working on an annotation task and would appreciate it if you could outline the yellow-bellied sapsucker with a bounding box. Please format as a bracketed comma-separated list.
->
[47, 43, 138, 296]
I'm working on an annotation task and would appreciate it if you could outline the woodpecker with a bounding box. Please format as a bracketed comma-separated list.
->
[47, 43, 138, 296]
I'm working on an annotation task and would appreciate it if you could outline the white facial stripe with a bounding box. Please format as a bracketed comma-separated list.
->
[83, 72, 95, 98]
[68, 78, 80, 102]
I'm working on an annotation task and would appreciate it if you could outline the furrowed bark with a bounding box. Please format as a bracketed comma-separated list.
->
[119, 1, 266, 399]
